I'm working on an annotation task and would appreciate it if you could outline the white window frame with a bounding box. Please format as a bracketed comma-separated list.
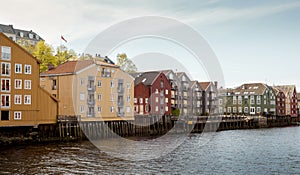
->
[139, 98, 143, 104]
[126, 106, 131, 113]
[97, 94, 102, 101]
[97, 106, 102, 113]
[1, 78, 10, 92]
[127, 95, 130, 102]
[155, 106, 159, 112]
[14, 111, 22, 120]
[24, 64, 32, 74]
[80, 105, 85, 113]
[165, 106, 168, 112]
[80, 93, 85, 101]
[232, 96, 237, 105]
[257, 96, 261, 105]
[97, 80, 102, 87]
[165, 89, 169, 95]
[110, 106, 114, 113]
[134, 98, 137, 103]
[24, 95, 31, 105]
[15, 79, 22, 89]
[14, 95, 22, 104]
[1, 62, 11, 76]
[24, 80, 31, 90]
[244, 107, 249, 113]
[15, 63, 22, 74]
[1, 46, 11, 60]
[1, 94, 10, 108]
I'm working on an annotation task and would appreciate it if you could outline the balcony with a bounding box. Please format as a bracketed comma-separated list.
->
[87, 99, 95, 105]
[87, 85, 96, 92]
[87, 112, 95, 117]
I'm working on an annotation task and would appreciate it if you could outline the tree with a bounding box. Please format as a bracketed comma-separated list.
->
[32, 41, 57, 73]
[172, 108, 180, 116]
[17, 38, 36, 54]
[55, 45, 77, 65]
[116, 53, 137, 73]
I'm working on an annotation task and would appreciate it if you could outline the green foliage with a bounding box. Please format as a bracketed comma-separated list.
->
[17, 39, 36, 54]
[55, 45, 78, 65]
[116, 53, 137, 73]
[172, 108, 180, 116]
[32, 41, 57, 73]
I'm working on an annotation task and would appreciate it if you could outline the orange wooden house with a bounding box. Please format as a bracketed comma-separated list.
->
[0, 32, 58, 127]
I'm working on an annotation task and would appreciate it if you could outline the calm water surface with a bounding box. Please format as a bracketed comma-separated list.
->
[0, 127, 300, 174]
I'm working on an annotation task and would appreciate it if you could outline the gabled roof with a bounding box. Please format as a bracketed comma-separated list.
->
[199, 82, 211, 91]
[272, 86, 285, 96]
[234, 83, 268, 95]
[95, 60, 119, 68]
[134, 71, 161, 86]
[190, 81, 201, 90]
[41, 60, 94, 76]
[273, 85, 296, 96]
[0, 24, 14, 34]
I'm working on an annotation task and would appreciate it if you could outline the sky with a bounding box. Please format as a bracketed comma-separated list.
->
[1, 0, 300, 89]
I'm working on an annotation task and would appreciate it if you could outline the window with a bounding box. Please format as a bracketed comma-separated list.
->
[155, 106, 159, 112]
[233, 96, 236, 104]
[244, 107, 248, 113]
[165, 98, 168, 103]
[15, 64, 22, 73]
[160, 81, 164, 88]
[1, 78, 10, 92]
[155, 97, 158, 103]
[165, 89, 169, 95]
[126, 83, 130, 89]
[227, 107, 231, 113]
[14, 111, 22, 120]
[24, 80, 31, 90]
[80, 78, 85, 86]
[1, 62, 10, 76]
[233, 107, 236, 113]
[250, 107, 255, 114]
[14, 79, 22, 89]
[97, 80, 102, 87]
[250, 96, 255, 104]
[1, 94, 10, 107]
[29, 33, 33, 39]
[110, 94, 114, 101]
[80, 106, 85, 113]
[14, 95, 22, 104]
[80, 93, 85, 100]
[110, 81, 114, 88]
[155, 89, 158, 94]
[52, 80, 56, 90]
[1, 46, 11, 60]
[134, 98, 137, 103]
[97, 94, 102, 101]
[24, 95, 31, 104]
[110, 106, 114, 113]
[127, 95, 130, 102]
[219, 99, 223, 105]
[238, 107, 242, 113]
[257, 96, 261, 105]
[257, 107, 261, 113]
[24, 65, 31, 74]
[97, 106, 102, 113]
[139, 98, 143, 104]
[126, 106, 131, 113]
[165, 106, 168, 112]
[145, 98, 148, 103]
[238, 96, 242, 104]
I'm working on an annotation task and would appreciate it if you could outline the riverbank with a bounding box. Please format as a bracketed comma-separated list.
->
[0, 115, 299, 146]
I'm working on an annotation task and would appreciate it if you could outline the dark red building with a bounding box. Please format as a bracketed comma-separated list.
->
[132, 72, 171, 116]
[273, 87, 286, 116]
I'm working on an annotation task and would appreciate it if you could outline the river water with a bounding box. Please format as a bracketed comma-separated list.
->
[0, 127, 299, 174]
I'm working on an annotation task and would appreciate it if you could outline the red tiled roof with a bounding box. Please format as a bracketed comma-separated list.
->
[41, 60, 94, 75]
[199, 82, 211, 90]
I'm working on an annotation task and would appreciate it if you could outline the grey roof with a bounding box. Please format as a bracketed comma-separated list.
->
[0, 24, 14, 33]
[134, 71, 160, 86]
[233, 83, 268, 96]
[0, 24, 43, 41]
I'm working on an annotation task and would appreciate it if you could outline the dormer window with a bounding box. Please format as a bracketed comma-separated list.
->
[20, 32, 24, 37]
[36, 35, 39, 40]
[29, 33, 33, 39]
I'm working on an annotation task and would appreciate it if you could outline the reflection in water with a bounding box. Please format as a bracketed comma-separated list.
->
[0, 127, 300, 174]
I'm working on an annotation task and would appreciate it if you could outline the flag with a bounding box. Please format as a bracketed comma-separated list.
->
[61, 35, 67, 43]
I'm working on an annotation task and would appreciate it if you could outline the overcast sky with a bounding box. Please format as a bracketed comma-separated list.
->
[1, 0, 300, 89]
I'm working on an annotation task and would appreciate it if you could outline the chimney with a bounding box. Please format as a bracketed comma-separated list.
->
[214, 81, 218, 88]
[48, 63, 55, 71]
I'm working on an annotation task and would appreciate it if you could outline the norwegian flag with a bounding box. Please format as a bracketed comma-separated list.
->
[61, 35, 67, 43]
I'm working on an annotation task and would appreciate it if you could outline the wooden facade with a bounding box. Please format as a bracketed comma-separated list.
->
[0, 32, 57, 126]
[40, 59, 134, 122]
